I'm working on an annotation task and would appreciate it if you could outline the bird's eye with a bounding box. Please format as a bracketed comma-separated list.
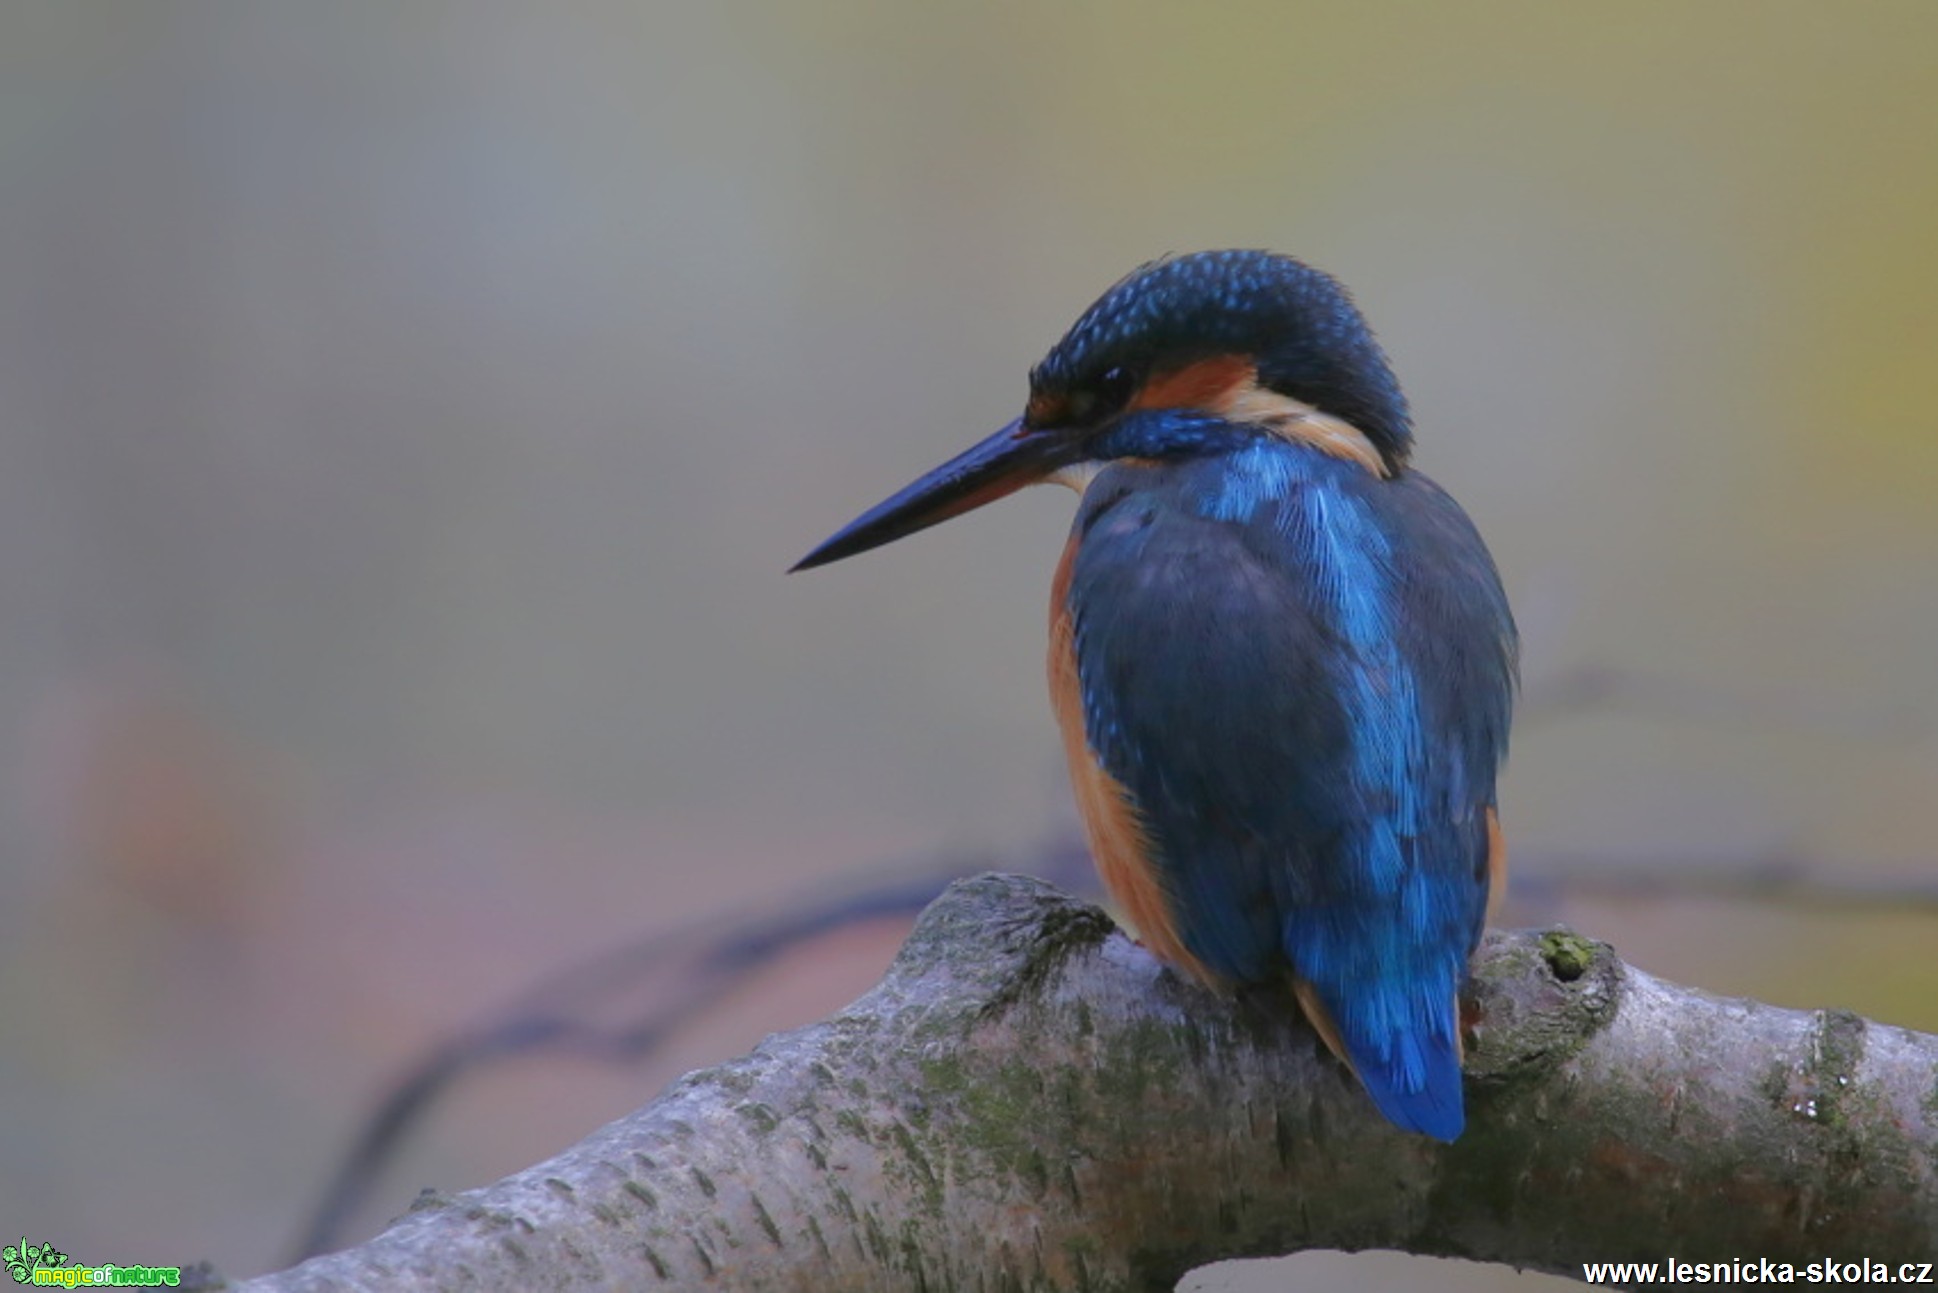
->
[1066, 366, 1136, 425]
[1095, 366, 1135, 410]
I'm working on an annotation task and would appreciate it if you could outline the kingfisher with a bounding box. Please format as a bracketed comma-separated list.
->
[793, 250, 1516, 1140]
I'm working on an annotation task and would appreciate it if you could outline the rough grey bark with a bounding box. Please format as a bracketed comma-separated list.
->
[236, 873, 1938, 1291]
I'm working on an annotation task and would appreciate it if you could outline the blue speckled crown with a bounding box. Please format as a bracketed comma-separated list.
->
[1031, 250, 1414, 466]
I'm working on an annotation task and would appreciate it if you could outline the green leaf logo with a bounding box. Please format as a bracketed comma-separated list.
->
[4, 1239, 69, 1283]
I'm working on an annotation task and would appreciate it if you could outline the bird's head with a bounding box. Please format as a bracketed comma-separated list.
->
[793, 249, 1411, 571]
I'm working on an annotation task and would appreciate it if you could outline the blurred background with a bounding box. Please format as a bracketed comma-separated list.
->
[1, 2, 1934, 1288]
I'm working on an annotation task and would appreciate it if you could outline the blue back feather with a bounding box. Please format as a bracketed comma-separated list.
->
[1064, 422, 1515, 1139]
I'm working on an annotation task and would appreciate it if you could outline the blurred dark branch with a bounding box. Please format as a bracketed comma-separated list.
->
[292, 837, 1938, 1262]
[247, 876, 1938, 1291]
[1516, 850, 1938, 914]
[1521, 663, 1932, 743]
[286, 659, 1935, 1262]
[289, 847, 1094, 1262]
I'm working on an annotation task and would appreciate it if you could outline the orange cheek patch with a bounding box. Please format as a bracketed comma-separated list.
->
[1128, 353, 1389, 477]
[1129, 354, 1257, 413]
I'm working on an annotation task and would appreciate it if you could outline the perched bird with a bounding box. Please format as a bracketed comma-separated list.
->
[793, 250, 1516, 1140]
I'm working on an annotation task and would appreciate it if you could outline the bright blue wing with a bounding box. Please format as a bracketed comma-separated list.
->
[1063, 441, 1516, 1139]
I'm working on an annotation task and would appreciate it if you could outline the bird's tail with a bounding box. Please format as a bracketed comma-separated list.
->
[1291, 977, 1466, 1142]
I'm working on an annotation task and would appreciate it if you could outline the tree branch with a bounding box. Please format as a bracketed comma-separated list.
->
[238, 874, 1938, 1291]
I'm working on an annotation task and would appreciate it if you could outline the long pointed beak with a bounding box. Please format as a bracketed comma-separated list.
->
[791, 417, 1068, 571]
